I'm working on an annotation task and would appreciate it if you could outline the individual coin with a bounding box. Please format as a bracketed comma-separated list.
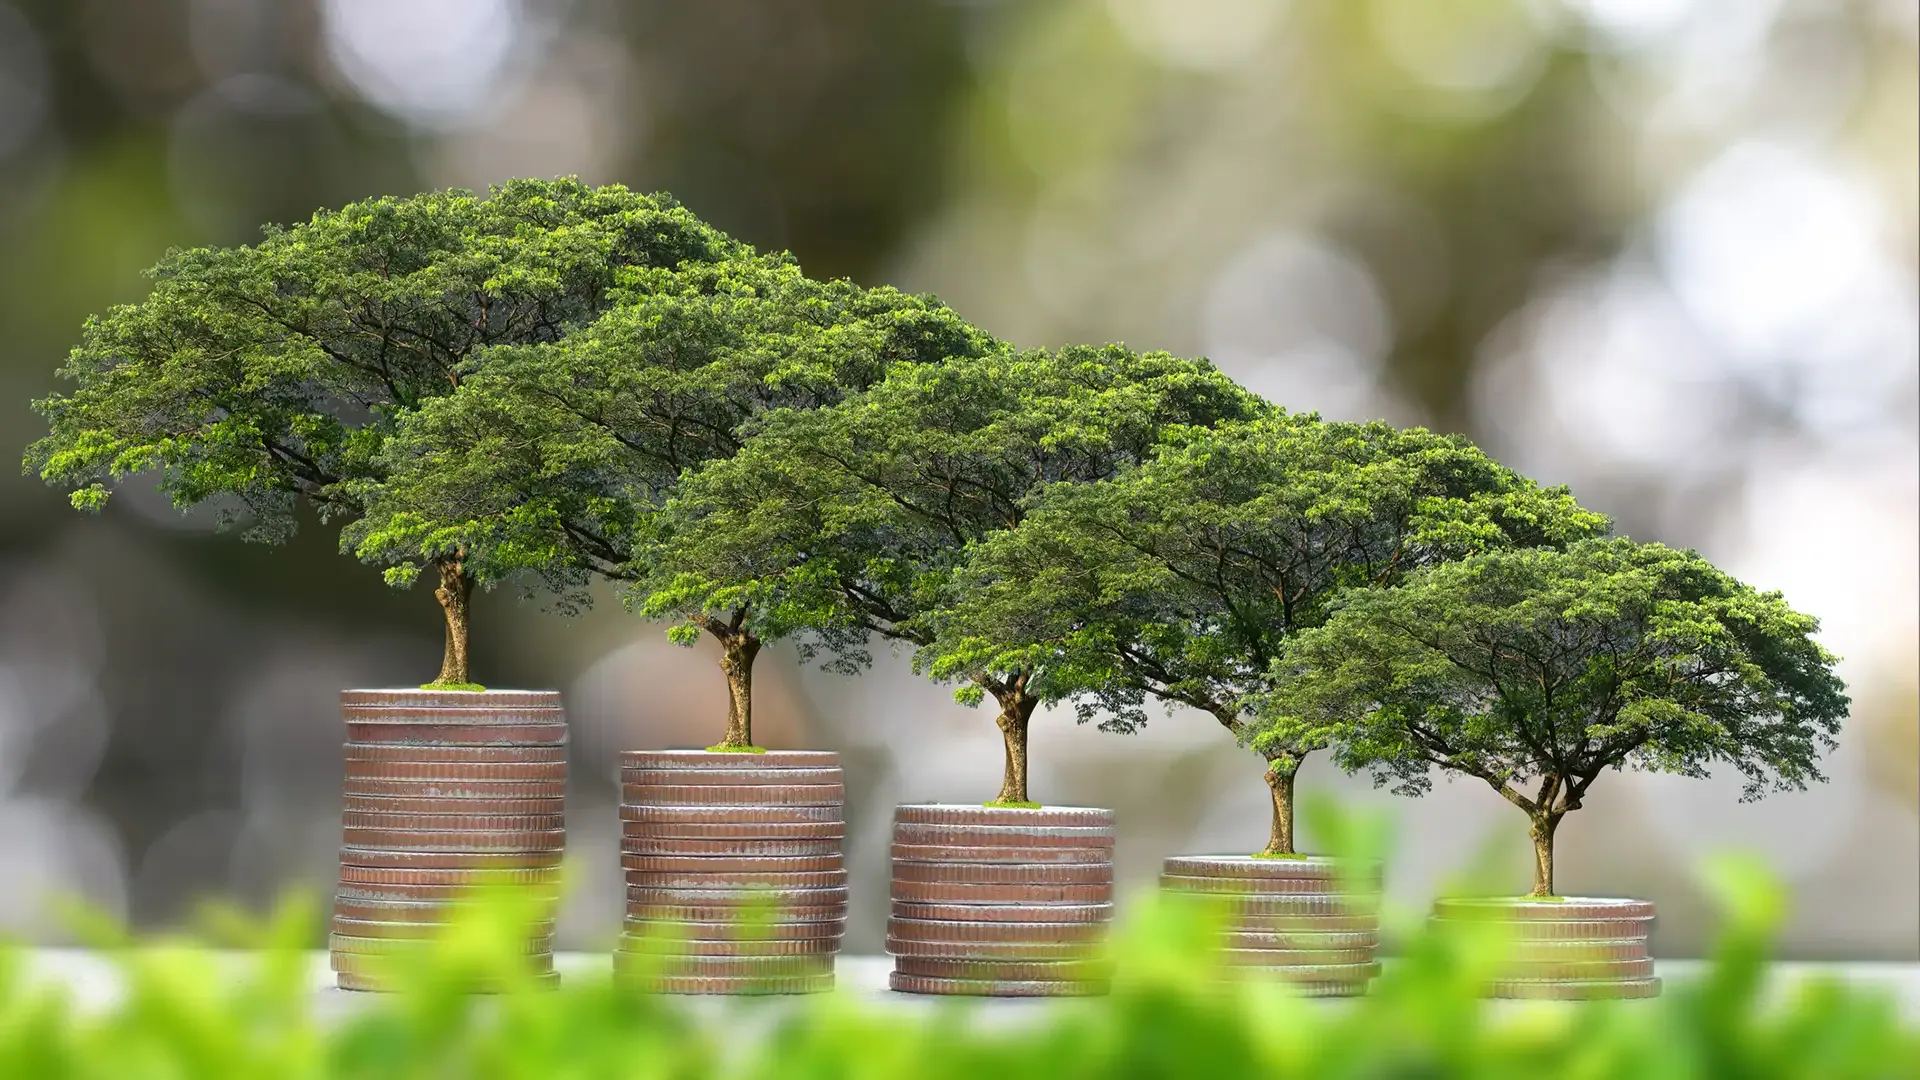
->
[891, 823, 1114, 848]
[1500, 939, 1650, 961]
[1162, 855, 1381, 880]
[886, 917, 1107, 944]
[1228, 961, 1383, 982]
[619, 804, 841, 825]
[620, 854, 844, 875]
[616, 934, 841, 957]
[893, 805, 1115, 828]
[340, 705, 566, 725]
[1427, 916, 1652, 941]
[346, 743, 568, 764]
[621, 837, 842, 858]
[1159, 874, 1375, 897]
[1220, 930, 1381, 951]
[892, 957, 1113, 981]
[1431, 897, 1656, 921]
[1224, 912, 1381, 934]
[1496, 957, 1657, 980]
[622, 917, 844, 941]
[333, 897, 556, 924]
[1217, 947, 1378, 967]
[340, 827, 565, 852]
[890, 843, 1112, 865]
[334, 972, 560, 993]
[626, 902, 848, 924]
[620, 820, 845, 841]
[889, 901, 1113, 924]
[346, 760, 567, 782]
[332, 951, 554, 977]
[619, 768, 843, 787]
[329, 932, 552, 955]
[341, 689, 562, 709]
[332, 916, 557, 940]
[614, 953, 832, 976]
[341, 812, 564, 832]
[889, 881, 1113, 905]
[624, 869, 849, 890]
[342, 796, 565, 817]
[1485, 978, 1663, 1000]
[336, 882, 561, 903]
[344, 779, 568, 799]
[338, 847, 562, 870]
[618, 784, 845, 807]
[619, 750, 839, 770]
[625, 885, 848, 907]
[338, 865, 560, 887]
[1165, 893, 1371, 917]
[884, 937, 1100, 961]
[887, 973, 1108, 997]
[890, 861, 1112, 885]
[613, 972, 834, 995]
[345, 724, 567, 746]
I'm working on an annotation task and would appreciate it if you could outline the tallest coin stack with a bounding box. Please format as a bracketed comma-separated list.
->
[331, 689, 568, 991]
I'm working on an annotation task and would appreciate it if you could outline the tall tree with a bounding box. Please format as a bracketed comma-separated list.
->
[24, 179, 740, 686]
[346, 256, 992, 745]
[652, 345, 1267, 799]
[927, 416, 1610, 854]
[1251, 538, 1848, 895]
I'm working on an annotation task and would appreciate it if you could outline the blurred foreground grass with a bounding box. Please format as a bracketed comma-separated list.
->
[0, 854, 1914, 1079]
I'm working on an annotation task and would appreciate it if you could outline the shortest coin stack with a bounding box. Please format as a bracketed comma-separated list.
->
[615, 750, 848, 994]
[332, 689, 567, 992]
[888, 804, 1116, 997]
[1159, 856, 1383, 997]
[1429, 896, 1660, 1000]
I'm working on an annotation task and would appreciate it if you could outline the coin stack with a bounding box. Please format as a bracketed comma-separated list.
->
[1430, 896, 1660, 999]
[331, 689, 567, 992]
[615, 750, 848, 994]
[1158, 856, 1382, 997]
[887, 804, 1116, 997]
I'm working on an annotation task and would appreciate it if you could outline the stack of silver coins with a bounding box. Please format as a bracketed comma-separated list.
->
[615, 750, 848, 994]
[1159, 856, 1382, 996]
[887, 805, 1115, 996]
[331, 689, 566, 991]
[1430, 897, 1660, 999]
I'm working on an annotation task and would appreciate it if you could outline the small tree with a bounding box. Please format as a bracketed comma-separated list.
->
[346, 255, 991, 745]
[1251, 537, 1848, 896]
[653, 345, 1265, 800]
[24, 179, 738, 687]
[928, 415, 1610, 853]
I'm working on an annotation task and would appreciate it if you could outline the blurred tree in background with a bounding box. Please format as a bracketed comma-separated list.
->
[0, 0, 1910, 956]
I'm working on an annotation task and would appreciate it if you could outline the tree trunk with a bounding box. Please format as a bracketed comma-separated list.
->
[1261, 754, 1301, 856]
[990, 681, 1040, 804]
[714, 632, 762, 749]
[1529, 811, 1563, 897]
[432, 558, 473, 686]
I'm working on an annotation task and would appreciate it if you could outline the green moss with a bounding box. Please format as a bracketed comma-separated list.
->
[704, 744, 768, 754]
[1250, 851, 1309, 860]
[983, 800, 1042, 809]
[420, 682, 487, 692]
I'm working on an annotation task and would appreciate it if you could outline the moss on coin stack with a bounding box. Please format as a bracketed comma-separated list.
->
[331, 689, 567, 991]
[615, 750, 848, 994]
[1430, 896, 1660, 999]
[887, 805, 1115, 997]
[1158, 856, 1382, 997]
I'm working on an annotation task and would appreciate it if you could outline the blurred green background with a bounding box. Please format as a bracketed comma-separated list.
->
[0, 0, 1913, 960]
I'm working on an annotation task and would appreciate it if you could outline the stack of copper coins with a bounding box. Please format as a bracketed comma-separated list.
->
[887, 805, 1115, 997]
[1430, 897, 1660, 999]
[1158, 856, 1382, 997]
[615, 750, 848, 994]
[331, 689, 567, 991]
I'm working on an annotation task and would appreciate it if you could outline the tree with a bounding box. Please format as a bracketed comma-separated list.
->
[652, 344, 1267, 799]
[1250, 537, 1849, 896]
[928, 416, 1611, 854]
[345, 255, 992, 745]
[24, 179, 740, 686]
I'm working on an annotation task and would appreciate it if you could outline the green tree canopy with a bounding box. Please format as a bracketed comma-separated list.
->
[652, 344, 1267, 800]
[928, 415, 1610, 853]
[345, 255, 993, 746]
[1250, 537, 1849, 895]
[24, 178, 740, 685]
